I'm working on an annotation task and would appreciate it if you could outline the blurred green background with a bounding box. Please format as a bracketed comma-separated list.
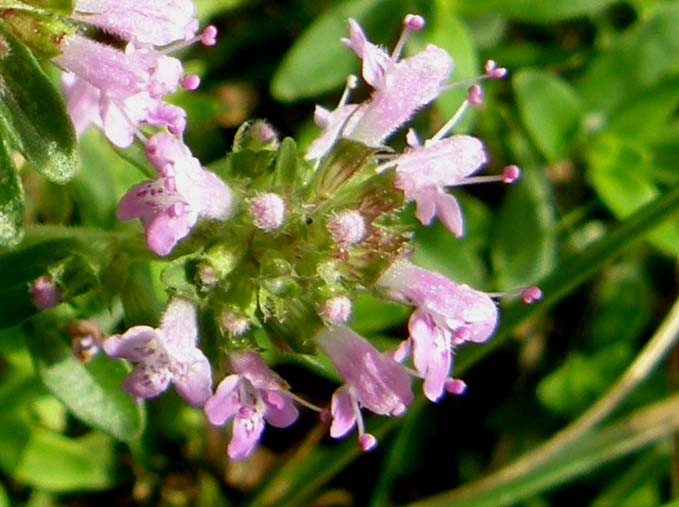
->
[2, 0, 679, 505]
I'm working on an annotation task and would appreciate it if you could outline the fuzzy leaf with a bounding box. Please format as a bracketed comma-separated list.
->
[0, 25, 78, 183]
[0, 137, 24, 246]
[26, 318, 145, 442]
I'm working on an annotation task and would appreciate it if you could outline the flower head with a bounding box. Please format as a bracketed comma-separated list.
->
[204, 352, 298, 460]
[379, 261, 497, 401]
[103, 298, 212, 407]
[117, 134, 232, 256]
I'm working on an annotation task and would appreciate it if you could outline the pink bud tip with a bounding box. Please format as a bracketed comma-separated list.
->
[467, 85, 483, 106]
[29, 275, 61, 310]
[319, 296, 352, 325]
[445, 378, 467, 395]
[404, 14, 425, 31]
[327, 210, 367, 246]
[181, 74, 200, 91]
[502, 164, 521, 183]
[250, 193, 285, 232]
[521, 287, 543, 304]
[484, 59, 507, 79]
[359, 433, 378, 452]
[200, 25, 218, 46]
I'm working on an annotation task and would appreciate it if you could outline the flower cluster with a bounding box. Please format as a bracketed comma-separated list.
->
[67, 11, 543, 460]
[52, 0, 232, 255]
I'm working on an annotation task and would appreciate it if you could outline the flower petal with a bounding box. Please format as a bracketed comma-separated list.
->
[204, 375, 241, 426]
[330, 386, 356, 438]
[228, 407, 265, 460]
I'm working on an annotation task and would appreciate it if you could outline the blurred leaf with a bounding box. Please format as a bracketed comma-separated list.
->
[577, 4, 679, 113]
[352, 294, 410, 334]
[592, 447, 667, 507]
[195, 0, 249, 20]
[0, 483, 7, 507]
[271, 0, 404, 102]
[0, 136, 24, 247]
[491, 167, 557, 288]
[0, 239, 77, 329]
[413, 194, 491, 288]
[587, 134, 679, 256]
[537, 344, 631, 417]
[247, 417, 399, 507]
[14, 430, 115, 492]
[425, 0, 478, 124]
[458, 182, 679, 373]
[0, 417, 115, 492]
[404, 395, 679, 507]
[513, 69, 583, 162]
[605, 76, 679, 143]
[455, 0, 619, 22]
[70, 129, 140, 228]
[26, 316, 145, 442]
[538, 264, 651, 416]
[0, 25, 77, 183]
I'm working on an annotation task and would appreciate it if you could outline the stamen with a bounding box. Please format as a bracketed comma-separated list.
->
[521, 287, 543, 304]
[392, 14, 425, 60]
[200, 25, 218, 46]
[484, 59, 507, 79]
[285, 391, 326, 413]
[359, 433, 378, 451]
[160, 25, 218, 55]
[430, 97, 471, 142]
[445, 378, 467, 395]
[502, 165, 521, 183]
[487, 286, 543, 304]
[339, 74, 358, 107]
[181, 74, 200, 91]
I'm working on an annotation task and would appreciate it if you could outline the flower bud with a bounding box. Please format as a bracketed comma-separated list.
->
[327, 210, 367, 247]
[250, 193, 285, 232]
[29, 275, 61, 310]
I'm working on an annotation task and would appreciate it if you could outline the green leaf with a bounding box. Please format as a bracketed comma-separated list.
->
[491, 167, 557, 288]
[0, 416, 115, 492]
[454, 0, 619, 22]
[25, 316, 145, 442]
[0, 25, 77, 183]
[0, 136, 24, 246]
[425, 0, 478, 125]
[513, 69, 583, 162]
[271, 0, 404, 102]
[458, 182, 679, 375]
[576, 4, 679, 113]
[587, 134, 679, 256]
[605, 76, 679, 143]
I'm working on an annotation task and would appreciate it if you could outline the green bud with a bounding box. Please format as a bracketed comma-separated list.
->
[233, 119, 279, 152]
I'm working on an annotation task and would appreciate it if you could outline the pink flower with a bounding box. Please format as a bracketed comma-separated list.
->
[56, 36, 185, 146]
[394, 134, 487, 237]
[117, 134, 232, 256]
[378, 261, 498, 401]
[306, 17, 452, 160]
[317, 326, 413, 449]
[103, 298, 212, 407]
[204, 352, 299, 460]
[74, 0, 198, 46]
